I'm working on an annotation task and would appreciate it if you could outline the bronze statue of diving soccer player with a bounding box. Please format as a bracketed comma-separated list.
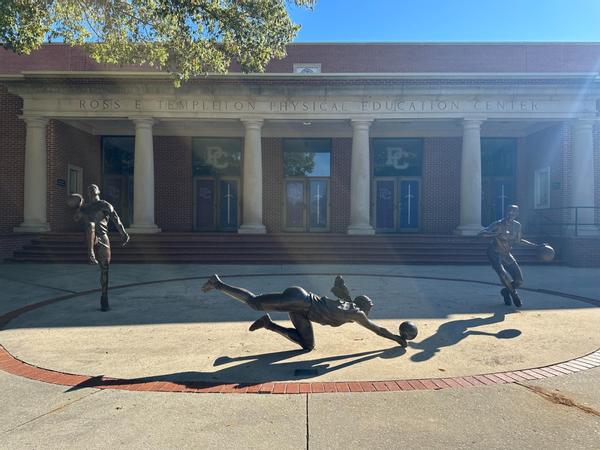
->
[67, 184, 129, 311]
[201, 274, 418, 350]
[479, 204, 553, 307]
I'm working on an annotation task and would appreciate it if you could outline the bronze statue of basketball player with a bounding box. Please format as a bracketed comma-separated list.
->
[69, 184, 129, 311]
[201, 274, 416, 350]
[479, 204, 544, 307]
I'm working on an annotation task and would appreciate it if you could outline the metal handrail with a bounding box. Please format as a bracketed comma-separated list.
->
[529, 207, 599, 237]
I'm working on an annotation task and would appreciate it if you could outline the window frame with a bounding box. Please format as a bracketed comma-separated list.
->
[67, 164, 83, 196]
[534, 166, 551, 210]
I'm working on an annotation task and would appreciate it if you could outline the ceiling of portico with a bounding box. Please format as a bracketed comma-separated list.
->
[60, 117, 562, 138]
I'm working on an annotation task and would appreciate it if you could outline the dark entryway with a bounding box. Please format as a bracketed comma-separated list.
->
[192, 137, 242, 231]
[481, 138, 516, 226]
[372, 138, 423, 232]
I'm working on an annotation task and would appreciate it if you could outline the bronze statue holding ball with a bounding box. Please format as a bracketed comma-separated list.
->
[479, 204, 554, 307]
[67, 184, 129, 311]
[202, 274, 417, 350]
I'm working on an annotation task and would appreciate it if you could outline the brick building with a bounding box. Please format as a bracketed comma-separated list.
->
[0, 43, 599, 264]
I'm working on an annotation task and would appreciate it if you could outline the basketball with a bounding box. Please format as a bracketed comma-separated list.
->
[537, 244, 555, 262]
[399, 321, 418, 341]
[66, 193, 83, 209]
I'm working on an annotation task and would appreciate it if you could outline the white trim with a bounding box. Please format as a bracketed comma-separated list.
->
[534, 166, 551, 209]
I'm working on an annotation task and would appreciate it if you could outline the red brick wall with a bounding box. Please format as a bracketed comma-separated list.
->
[5, 44, 600, 75]
[0, 86, 25, 233]
[47, 121, 101, 231]
[422, 137, 461, 233]
[262, 138, 283, 233]
[330, 138, 352, 233]
[154, 136, 193, 231]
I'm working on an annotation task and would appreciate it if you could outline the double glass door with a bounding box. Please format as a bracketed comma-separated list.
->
[194, 177, 240, 231]
[284, 178, 329, 231]
[373, 177, 420, 232]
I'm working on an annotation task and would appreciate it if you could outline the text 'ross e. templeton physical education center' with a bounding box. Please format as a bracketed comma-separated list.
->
[0, 43, 599, 265]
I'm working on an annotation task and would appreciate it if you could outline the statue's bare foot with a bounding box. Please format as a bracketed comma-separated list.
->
[201, 274, 222, 292]
[249, 314, 271, 331]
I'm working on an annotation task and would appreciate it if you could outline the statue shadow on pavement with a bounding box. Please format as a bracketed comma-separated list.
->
[66, 345, 406, 391]
[410, 306, 521, 362]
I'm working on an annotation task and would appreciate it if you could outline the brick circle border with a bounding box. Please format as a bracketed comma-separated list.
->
[1, 272, 599, 394]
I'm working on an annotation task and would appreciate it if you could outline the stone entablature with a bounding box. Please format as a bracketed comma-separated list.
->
[11, 92, 598, 120]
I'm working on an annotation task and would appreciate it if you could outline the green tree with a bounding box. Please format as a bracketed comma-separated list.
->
[0, 0, 315, 85]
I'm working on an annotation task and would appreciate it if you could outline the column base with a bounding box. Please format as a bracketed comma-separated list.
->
[347, 224, 375, 235]
[454, 224, 482, 236]
[238, 224, 267, 234]
[127, 224, 161, 234]
[14, 222, 50, 233]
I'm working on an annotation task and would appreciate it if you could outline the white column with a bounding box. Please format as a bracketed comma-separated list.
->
[455, 119, 484, 235]
[347, 119, 375, 235]
[15, 116, 50, 232]
[239, 118, 266, 234]
[570, 119, 598, 235]
[129, 118, 160, 233]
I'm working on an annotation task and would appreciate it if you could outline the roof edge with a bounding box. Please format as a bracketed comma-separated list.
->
[7, 71, 599, 81]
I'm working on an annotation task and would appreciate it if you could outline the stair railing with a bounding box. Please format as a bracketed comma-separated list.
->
[529, 207, 599, 237]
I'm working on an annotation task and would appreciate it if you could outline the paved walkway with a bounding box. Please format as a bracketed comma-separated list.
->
[1, 263, 599, 449]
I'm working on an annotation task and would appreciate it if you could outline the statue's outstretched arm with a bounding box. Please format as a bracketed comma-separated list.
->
[519, 238, 540, 247]
[353, 312, 406, 347]
[108, 204, 130, 246]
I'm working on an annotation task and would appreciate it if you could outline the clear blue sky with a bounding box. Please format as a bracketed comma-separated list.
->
[288, 0, 600, 42]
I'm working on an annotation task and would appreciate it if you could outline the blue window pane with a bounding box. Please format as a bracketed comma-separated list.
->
[309, 180, 328, 228]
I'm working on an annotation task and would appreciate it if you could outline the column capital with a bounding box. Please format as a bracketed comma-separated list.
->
[240, 118, 264, 129]
[350, 118, 374, 130]
[462, 118, 485, 130]
[20, 116, 48, 128]
[130, 117, 156, 128]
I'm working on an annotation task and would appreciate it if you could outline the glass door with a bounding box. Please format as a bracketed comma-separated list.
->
[284, 178, 330, 232]
[283, 139, 331, 232]
[373, 177, 420, 232]
[194, 177, 240, 231]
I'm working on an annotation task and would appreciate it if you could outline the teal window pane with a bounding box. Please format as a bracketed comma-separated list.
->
[192, 138, 242, 176]
[373, 139, 423, 176]
[481, 138, 516, 177]
[102, 137, 134, 175]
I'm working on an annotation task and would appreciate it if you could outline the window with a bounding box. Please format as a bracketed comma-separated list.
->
[67, 164, 83, 195]
[534, 167, 551, 209]
[293, 63, 321, 74]
[283, 139, 331, 177]
[372, 138, 423, 176]
[481, 138, 516, 177]
[192, 138, 242, 176]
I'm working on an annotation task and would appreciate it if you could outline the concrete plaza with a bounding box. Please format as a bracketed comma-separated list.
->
[1, 262, 599, 449]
